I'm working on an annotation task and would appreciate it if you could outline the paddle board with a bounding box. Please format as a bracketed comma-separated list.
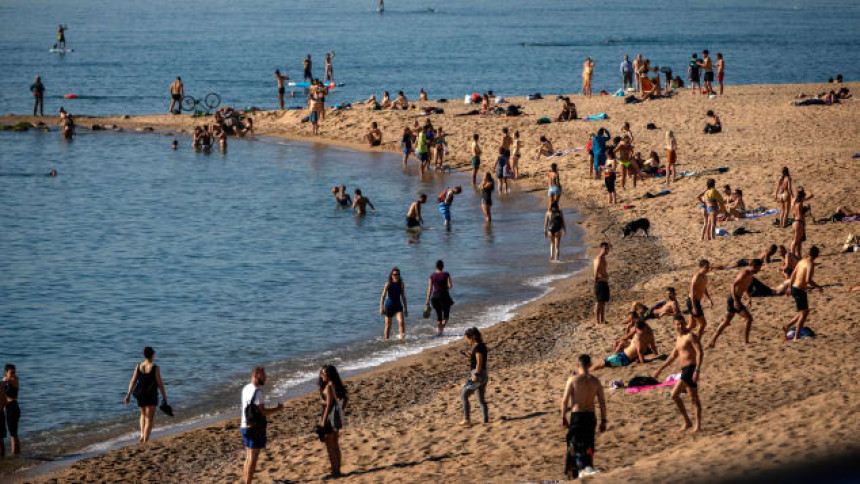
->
[49, 48, 74, 53]
[287, 81, 342, 88]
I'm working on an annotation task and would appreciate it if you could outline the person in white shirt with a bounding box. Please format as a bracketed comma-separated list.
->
[241, 366, 285, 484]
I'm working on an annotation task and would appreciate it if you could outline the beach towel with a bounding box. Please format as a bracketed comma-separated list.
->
[785, 327, 815, 340]
[583, 112, 609, 122]
[678, 170, 700, 178]
[626, 379, 677, 394]
[546, 150, 572, 159]
[742, 208, 778, 219]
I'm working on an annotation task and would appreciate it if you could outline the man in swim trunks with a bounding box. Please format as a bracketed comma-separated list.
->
[351, 189, 375, 215]
[688, 260, 714, 339]
[406, 194, 426, 229]
[169, 77, 184, 114]
[632, 286, 681, 321]
[560, 354, 606, 479]
[324, 52, 335, 82]
[303, 55, 312, 81]
[783, 246, 823, 341]
[593, 242, 611, 325]
[365, 122, 383, 147]
[274, 70, 289, 110]
[470, 133, 482, 186]
[57, 25, 66, 49]
[698, 50, 715, 96]
[614, 314, 658, 356]
[437, 186, 462, 228]
[716, 53, 725, 95]
[708, 259, 761, 347]
[653, 316, 704, 432]
[591, 327, 646, 371]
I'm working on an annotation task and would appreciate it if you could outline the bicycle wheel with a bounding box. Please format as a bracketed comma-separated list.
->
[181, 96, 196, 112]
[204, 92, 221, 110]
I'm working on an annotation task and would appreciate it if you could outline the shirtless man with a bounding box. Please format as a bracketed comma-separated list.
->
[614, 314, 658, 356]
[777, 245, 799, 278]
[653, 316, 704, 432]
[274, 70, 289, 109]
[632, 54, 643, 92]
[634, 286, 681, 320]
[721, 245, 779, 269]
[332, 185, 351, 208]
[500, 127, 512, 154]
[560, 354, 606, 479]
[687, 260, 714, 339]
[716, 53, 725, 95]
[593, 242, 610, 325]
[392, 91, 409, 110]
[470, 134, 482, 186]
[783, 246, 823, 341]
[324, 52, 335, 82]
[365, 122, 383, 147]
[352, 189, 376, 215]
[708, 259, 761, 347]
[57, 24, 67, 49]
[406, 194, 426, 229]
[698, 50, 715, 96]
[591, 323, 647, 370]
[169, 77, 184, 114]
[303, 55, 312, 81]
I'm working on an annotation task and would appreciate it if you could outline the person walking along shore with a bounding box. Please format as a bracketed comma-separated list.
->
[123, 347, 168, 443]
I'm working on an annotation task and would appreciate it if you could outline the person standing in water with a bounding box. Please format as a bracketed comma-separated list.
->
[470, 134, 482, 186]
[318, 365, 348, 478]
[169, 77, 184, 114]
[1, 364, 21, 456]
[479, 172, 495, 223]
[123, 347, 168, 443]
[653, 316, 704, 433]
[324, 52, 335, 82]
[352, 189, 375, 215]
[593, 242, 611, 325]
[303, 55, 312, 81]
[459, 327, 489, 427]
[241, 366, 285, 484]
[405, 194, 426, 229]
[437, 186, 462, 228]
[274, 70, 289, 110]
[426, 260, 453, 335]
[494, 147, 510, 195]
[561, 354, 606, 479]
[380, 267, 408, 340]
[30, 76, 45, 117]
[544, 201, 566, 261]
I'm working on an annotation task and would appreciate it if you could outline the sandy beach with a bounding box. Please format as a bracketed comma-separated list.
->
[3, 82, 860, 483]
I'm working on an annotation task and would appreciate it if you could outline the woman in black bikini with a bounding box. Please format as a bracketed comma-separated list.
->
[124, 347, 168, 443]
[479, 172, 495, 223]
[318, 365, 348, 478]
[791, 187, 814, 257]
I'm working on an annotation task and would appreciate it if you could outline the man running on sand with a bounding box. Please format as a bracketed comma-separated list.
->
[708, 259, 762, 347]
[687, 260, 714, 338]
[653, 315, 704, 433]
[352, 189, 376, 215]
[783, 246, 823, 341]
[561, 354, 606, 479]
[593, 242, 610, 325]
[274, 70, 289, 110]
[406, 194, 426, 229]
[169, 77, 184, 114]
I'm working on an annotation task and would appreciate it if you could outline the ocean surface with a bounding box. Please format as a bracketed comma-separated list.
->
[1, 0, 859, 116]
[0, 129, 584, 459]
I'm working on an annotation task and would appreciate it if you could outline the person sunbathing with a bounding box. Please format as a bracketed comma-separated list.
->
[591, 322, 649, 370]
[613, 314, 659, 356]
[380, 91, 392, 109]
[727, 189, 746, 219]
[630, 287, 680, 321]
[555, 97, 578, 122]
[392, 91, 409, 110]
[720, 245, 779, 270]
[640, 151, 661, 177]
[835, 206, 857, 217]
[534, 136, 555, 162]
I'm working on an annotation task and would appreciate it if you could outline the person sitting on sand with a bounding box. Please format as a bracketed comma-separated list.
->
[703, 110, 722, 134]
[332, 185, 351, 208]
[727, 189, 746, 219]
[641, 151, 660, 177]
[352, 189, 376, 215]
[556, 97, 578, 122]
[380, 91, 391, 109]
[613, 312, 659, 356]
[708, 259, 761, 347]
[630, 286, 681, 321]
[365, 122, 383, 147]
[534, 136, 555, 163]
[653, 316, 704, 433]
[590, 322, 648, 370]
[560, 354, 606, 479]
[392, 91, 409, 110]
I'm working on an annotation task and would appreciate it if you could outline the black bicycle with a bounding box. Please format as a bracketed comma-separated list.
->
[181, 92, 221, 115]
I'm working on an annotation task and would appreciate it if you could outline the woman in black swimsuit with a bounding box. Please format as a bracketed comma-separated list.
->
[124, 347, 168, 443]
[318, 365, 348, 478]
[1, 364, 21, 456]
[791, 188, 814, 257]
[479, 172, 495, 223]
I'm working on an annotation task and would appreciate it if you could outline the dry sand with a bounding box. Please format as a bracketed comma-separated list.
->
[3, 82, 860, 483]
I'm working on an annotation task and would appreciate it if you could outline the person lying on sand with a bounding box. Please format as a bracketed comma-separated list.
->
[720, 245, 778, 270]
[365, 122, 383, 147]
[708, 259, 761, 347]
[653, 315, 704, 433]
[630, 286, 680, 320]
[560, 354, 606, 479]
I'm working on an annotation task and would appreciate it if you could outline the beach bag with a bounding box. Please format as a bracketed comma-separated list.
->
[244, 389, 267, 438]
[422, 303, 432, 319]
[536, 117, 551, 125]
[732, 227, 750, 236]
[506, 105, 522, 116]
[627, 376, 659, 388]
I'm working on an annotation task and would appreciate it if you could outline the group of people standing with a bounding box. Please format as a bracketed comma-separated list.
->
[616, 51, 726, 96]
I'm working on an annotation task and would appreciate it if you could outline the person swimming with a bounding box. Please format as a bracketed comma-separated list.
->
[332, 185, 351, 208]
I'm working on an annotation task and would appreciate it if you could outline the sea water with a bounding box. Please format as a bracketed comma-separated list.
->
[0, 129, 585, 458]
[1, 0, 859, 115]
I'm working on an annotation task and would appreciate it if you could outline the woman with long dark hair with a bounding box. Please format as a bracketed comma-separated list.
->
[318, 365, 348, 477]
[791, 187, 814, 257]
[425, 260, 454, 336]
[774, 167, 793, 229]
[380, 267, 408, 340]
[459, 327, 489, 426]
[124, 347, 167, 443]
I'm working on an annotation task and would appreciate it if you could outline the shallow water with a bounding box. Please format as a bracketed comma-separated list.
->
[1, 0, 858, 116]
[0, 129, 584, 457]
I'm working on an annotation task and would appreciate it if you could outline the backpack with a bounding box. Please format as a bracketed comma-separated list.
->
[506, 105, 522, 116]
[244, 389, 267, 437]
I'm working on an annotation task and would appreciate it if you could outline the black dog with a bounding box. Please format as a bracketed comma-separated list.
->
[622, 218, 651, 237]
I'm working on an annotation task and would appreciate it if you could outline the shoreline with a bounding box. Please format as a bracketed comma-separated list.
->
[3, 81, 859, 482]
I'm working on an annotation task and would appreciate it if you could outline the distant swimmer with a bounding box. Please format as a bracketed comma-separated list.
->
[274, 70, 289, 110]
[324, 52, 335, 83]
[653, 316, 704, 433]
[47, 169, 57, 177]
[405, 194, 426, 229]
[169, 77, 184, 114]
[57, 25, 67, 49]
[352, 189, 375, 215]
[332, 185, 352, 208]
[171, 140, 179, 150]
[437, 186, 462, 228]
[561, 354, 607, 479]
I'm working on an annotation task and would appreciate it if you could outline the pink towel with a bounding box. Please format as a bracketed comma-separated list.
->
[625, 379, 678, 394]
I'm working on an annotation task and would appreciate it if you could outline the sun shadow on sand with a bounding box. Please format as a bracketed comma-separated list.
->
[499, 411, 550, 421]
[275, 452, 472, 483]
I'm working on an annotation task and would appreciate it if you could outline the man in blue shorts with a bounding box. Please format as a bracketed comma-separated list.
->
[241, 366, 285, 484]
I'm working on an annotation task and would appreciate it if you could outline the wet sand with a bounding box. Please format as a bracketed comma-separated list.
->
[3, 82, 860, 483]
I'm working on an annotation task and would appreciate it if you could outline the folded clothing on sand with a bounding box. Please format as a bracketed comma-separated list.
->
[742, 208, 779, 219]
